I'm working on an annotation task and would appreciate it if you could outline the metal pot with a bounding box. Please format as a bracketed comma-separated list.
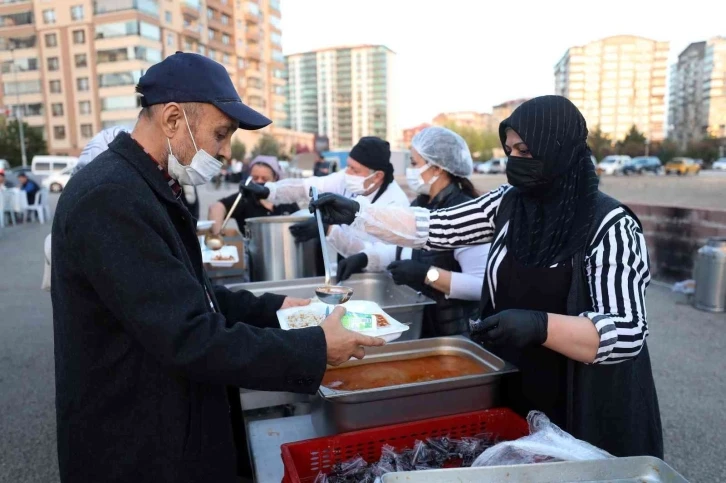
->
[693, 237, 726, 312]
[245, 215, 323, 282]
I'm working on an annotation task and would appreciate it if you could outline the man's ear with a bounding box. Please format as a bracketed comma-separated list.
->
[159, 103, 183, 139]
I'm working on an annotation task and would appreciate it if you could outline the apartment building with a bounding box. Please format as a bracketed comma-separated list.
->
[285, 45, 397, 150]
[491, 98, 528, 128]
[0, 0, 285, 156]
[668, 37, 726, 149]
[432, 111, 493, 132]
[555, 35, 669, 142]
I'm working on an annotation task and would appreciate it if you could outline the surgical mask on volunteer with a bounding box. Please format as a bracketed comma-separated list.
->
[167, 108, 223, 186]
[344, 171, 378, 196]
[406, 164, 440, 195]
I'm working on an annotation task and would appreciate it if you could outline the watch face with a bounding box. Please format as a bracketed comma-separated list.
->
[427, 268, 440, 282]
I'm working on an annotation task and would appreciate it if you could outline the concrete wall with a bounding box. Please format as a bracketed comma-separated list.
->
[629, 203, 726, 279]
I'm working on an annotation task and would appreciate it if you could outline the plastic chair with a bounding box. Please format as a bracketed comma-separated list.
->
[0, 191, 5, 228]
[25, 188, 50, 224]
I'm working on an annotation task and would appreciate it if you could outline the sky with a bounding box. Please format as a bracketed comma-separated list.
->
[280, 0, 725, 129]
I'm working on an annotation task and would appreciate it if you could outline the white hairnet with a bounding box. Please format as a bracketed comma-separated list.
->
[73, 125, 131, 175]
[411, 126, 473, 178]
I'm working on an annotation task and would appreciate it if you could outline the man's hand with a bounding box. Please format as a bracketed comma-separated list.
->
[280, 297, 311, 310]
[337, 253, 368, 282]
[241, 181, 270, 200]
[308, 193, 359, 226]
[470, 309, 548, 349]
[320, 306, 385, 366]
[289, 218, 324, 243]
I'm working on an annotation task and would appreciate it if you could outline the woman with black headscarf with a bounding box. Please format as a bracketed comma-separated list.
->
[310, 96, 663, 458]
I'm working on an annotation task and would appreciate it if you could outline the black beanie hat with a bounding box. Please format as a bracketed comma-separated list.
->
[349, 136, 392, 173]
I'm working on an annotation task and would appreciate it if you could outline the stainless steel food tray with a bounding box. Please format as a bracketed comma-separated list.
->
[381, 456, 689, 482]
[226, 273, 435, 340]
[311, 336, 517, 434]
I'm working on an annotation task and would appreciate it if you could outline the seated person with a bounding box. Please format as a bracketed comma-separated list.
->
[17, 172, 40, 204]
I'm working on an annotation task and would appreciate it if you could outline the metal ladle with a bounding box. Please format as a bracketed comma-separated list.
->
[204, 178, 249, 250]
[310, 186, 354, 305]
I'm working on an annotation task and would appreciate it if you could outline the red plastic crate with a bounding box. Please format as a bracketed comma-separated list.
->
[281, 407, 528, 483]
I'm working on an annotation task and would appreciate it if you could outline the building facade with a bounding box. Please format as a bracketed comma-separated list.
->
[285, 45, 396, 150]
[401, 122, 429, 146]
[554, 35, 669, 142]
[0, 0, 285, 156]
[668, 37, 726, 149]
[491, 98, 528, 128]
[432, 111, 493, 132]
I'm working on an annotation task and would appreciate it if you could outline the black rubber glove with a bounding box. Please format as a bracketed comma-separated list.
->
[337, 253, 368, 282]
[387, 260, 430, 292]
[308, 193, 359, 226]
[241, 181, 270, 200]
[470, 309, 548, 349]
[289, 218, 326, 243]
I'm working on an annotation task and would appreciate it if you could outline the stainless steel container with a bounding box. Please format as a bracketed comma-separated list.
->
[693, 237, 726, 312]
[381, 456, 688, 482]
[245, 215, 320, 282]
[311, 337, 517, 434]
[227, 273, 436, 341]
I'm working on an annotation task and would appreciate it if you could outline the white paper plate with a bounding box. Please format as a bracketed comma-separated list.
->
[277, 300, 409, 342]
[196, 220, 214, 231]
[202, 245, 239, 267]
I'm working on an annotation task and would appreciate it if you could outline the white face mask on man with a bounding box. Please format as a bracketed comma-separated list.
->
[344, 171, 378, 196]
[167, 108, 223, 186]
[406, 164, 439, 195]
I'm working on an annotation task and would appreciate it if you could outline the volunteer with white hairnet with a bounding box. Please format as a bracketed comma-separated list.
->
[337, 126, 490, 337]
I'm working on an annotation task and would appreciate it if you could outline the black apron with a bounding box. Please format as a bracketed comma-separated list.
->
[475, 190, 663, 458]
[396, 184, 477, 338]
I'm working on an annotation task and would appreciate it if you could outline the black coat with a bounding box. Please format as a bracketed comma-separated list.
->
[51, 133, 327, 483]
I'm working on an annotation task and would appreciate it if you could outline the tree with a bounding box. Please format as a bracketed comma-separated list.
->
[587, 126, 613, 161]
[443, 122, 500, 161]
[0, 118, 47, 167]
[231, 139, 246, 161]
[685, 135, 722, 163]
[653, 139, 680, 163]
[251, 133, 281, 159]
[616, 125, 648, 157]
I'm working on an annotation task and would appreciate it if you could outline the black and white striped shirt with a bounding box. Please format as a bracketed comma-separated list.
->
[418, 185, 650, 365]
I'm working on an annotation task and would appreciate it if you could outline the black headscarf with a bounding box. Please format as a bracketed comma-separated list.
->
[499, 96, 600, 268]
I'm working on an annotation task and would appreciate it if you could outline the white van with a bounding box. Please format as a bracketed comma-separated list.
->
[31, 155, 79, 179]
[597, 155, 631, 176]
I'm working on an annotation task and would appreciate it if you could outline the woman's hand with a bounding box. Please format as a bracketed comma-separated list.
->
[471, 309, 548, 349]
[308, 193, 359, 225]
[387, 260, 429, 291]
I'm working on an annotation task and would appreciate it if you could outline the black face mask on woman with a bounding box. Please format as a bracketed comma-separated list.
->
[506, 156, 552, 196]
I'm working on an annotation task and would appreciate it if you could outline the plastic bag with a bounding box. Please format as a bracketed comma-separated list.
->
[672, 279, 695, 294]
[472, 411, 613, 467]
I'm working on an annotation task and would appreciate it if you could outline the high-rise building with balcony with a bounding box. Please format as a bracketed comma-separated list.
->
[668, 37, 726, 149]
[0, 0, 287, 156]
[554, 35, 669, 143]
[285, 45, 397, 150]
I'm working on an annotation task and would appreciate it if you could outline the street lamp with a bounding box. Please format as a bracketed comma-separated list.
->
[644, 138, 650, 157]
[9, 47, 28, 168]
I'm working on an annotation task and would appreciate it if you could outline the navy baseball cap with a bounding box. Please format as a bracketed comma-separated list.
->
[136, 52, 271, 130]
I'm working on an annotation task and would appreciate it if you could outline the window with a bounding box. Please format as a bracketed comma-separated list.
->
[49, 80, 62, 93]
[0, 12, 33, 27]
[165, 11, 172, 23]
[139, 22, 161, 40]
[71, 5, 84, 20]
[43, 9, 56, 24]
[237, 58, 245, 68]
[54, 126, 66, 140]
[95, 21, 159, 41]
[94, 0, 159, 17]
[237, 20, 242, 30]
[81, 124, 94, 138]
[101, 95, 141, 111]
[3, 80, 42, 96]
[52, 103, 64, 117]
[0, 58, 39, 74]
[221, 14, 229, 25]
[223, 53, 229, 64]
[79, 100, 91, 115]
[222, 34, 230, 45]
[209, 49, 216, 61]
[45, 33, 58, 48]
[77, 77, 90, 91]
[73, 30, 86, 44]
[167, 33, 174, 47]
[237, 39, 243, 48]
[208, 29, 215, 41]
[47, 57, 59, 71]
[98, 71, 143, 88]
[75, 54, 88, 68]
[207, 7, 214, 20]
[97, 46, 161, 64]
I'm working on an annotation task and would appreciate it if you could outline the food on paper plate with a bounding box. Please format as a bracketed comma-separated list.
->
[212, 253, 235, 261]
[287, 311, 325, 329]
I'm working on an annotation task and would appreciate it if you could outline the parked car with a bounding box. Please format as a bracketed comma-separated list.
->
[712, 157, 726, 171]
[475, 157, 507, 174]
[42, 165, 74, 193]
[31, 155, 78, 180]
[596, 155, 631, 176]
[622, 156, 663, 175]
[665, 157, 700, 175]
